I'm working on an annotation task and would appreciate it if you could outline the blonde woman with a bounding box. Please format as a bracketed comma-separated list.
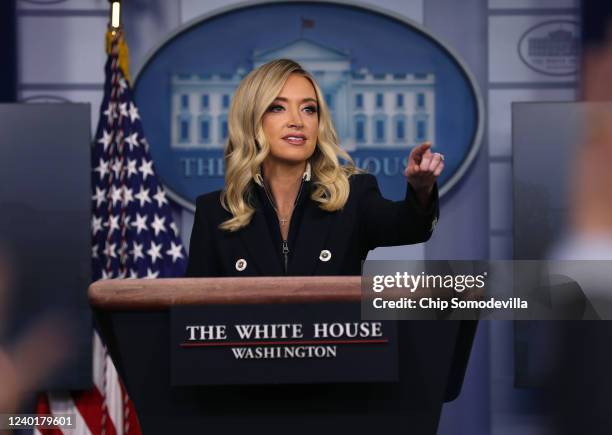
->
[186, 59, 444, 277]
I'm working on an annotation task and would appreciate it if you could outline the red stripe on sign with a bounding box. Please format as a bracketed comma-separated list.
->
[181, 338, 389, 347]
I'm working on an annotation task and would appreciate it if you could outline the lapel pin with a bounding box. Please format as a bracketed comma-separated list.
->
[235, 258, 247, 272]
[319, 249, 331, 262]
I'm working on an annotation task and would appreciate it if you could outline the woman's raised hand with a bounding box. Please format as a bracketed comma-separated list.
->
[404, 142, 444, 198]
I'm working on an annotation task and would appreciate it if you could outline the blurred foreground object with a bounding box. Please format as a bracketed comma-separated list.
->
[0, 248, 71, 414]
[570, 40, 612, 239]
[551, 28, 612, 435]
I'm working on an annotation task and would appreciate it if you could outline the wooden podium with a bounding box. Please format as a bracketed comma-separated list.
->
[90, 277, 476, 435]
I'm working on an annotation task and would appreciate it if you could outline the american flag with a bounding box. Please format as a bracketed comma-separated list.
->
[36, 30, 187, 434]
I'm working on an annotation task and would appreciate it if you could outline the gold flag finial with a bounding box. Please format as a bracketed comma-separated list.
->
[105, 0, 131, 84]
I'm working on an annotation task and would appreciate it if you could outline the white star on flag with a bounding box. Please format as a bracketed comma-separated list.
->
[110, 185, 123, 206]
[130, 242, 144, 261]
[104, 241, 117, 258]
[128, 102, 140, 123]
[94, 158, 109, 179]
[131, 213, 148, 234]
[126, 158, 138, 178]
[145, 268, 159, 279]
[138, 159, 154, 181]
[105, 215, 120, 234]
[125, 132, 139, 151]
[92, 216, 103, 236]
[119, 102, 129, 118]
[103, 104, 116, 124]
[92, 187, 106, 208]
[150, 214, 166, 236]
[134, 186, 151, 207]
[122, 186, 134, 207]
[166, 242, 184, 263]
[98, 129, 113, 152]
[112, 160, 122, 179]
[146, 241, 163, 264]
[153, 188, 168, 208]
[118, 77, 128, 94]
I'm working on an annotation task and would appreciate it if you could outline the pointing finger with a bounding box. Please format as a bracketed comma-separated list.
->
[411, 142, 432, 160]
[434, 162, 445, 177]
[420, 149, 433, 171]
[429, 153, 446, 172]
[428, 153, 442, 172]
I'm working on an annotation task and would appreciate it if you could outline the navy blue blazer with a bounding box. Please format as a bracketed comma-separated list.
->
[186, 173, 438, 277]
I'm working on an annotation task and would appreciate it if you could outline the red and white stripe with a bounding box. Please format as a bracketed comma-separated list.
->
[35, 331, 141, 435]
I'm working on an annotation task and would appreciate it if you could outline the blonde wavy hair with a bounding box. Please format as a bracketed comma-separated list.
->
[220, 58, 359, 232]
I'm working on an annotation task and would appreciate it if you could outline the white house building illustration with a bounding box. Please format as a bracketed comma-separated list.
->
[170, 39, 435, 150]
[527, 28, 578, 58]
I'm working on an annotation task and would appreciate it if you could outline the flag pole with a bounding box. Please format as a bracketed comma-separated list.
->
[101, 3, 124, 434]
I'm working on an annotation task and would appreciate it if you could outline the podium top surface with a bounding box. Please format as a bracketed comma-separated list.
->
[89, 276, 362, 310]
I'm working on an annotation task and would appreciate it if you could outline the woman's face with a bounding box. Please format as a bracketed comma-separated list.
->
[262, 74, 319, 166]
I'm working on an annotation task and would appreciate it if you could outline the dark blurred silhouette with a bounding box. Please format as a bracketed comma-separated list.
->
[550, 25, 612, 435]
[0, 246, 71, 415]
